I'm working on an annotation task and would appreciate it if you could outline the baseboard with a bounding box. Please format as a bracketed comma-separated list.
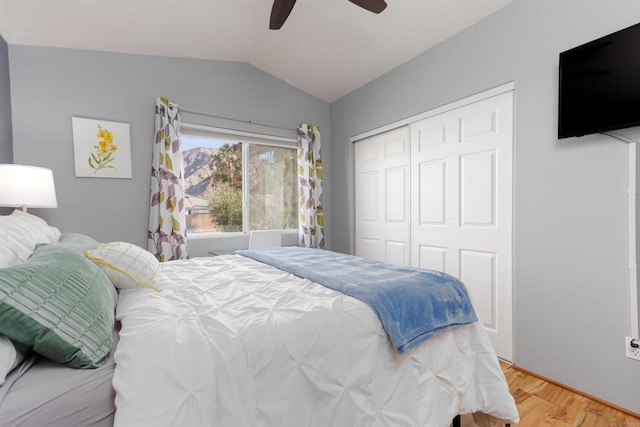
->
[509, 363, 640, 420]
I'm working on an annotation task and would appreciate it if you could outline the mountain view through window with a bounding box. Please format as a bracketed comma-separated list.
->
[181, 127, 298, 234]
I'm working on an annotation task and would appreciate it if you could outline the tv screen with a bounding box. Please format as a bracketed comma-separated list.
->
[558, 22, 640, 139]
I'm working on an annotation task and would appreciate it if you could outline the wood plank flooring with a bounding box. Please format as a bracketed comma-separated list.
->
[493, 361, 640, 426]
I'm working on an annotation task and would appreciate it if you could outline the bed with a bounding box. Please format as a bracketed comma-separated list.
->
[0, 209, 519, 427]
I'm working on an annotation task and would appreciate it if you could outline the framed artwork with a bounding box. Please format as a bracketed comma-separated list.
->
[72, 117, 133, 178]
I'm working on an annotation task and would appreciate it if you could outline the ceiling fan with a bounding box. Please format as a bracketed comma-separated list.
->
[270, 0, 388, 30]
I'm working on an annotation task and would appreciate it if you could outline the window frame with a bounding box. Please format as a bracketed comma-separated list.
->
[181, 122, 298, 237]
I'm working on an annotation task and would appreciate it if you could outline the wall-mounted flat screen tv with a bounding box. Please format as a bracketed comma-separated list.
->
[558, 22, 640, 139]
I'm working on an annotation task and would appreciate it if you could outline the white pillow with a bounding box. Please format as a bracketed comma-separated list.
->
[0, 336, 26, 386]
[0, 229, 22, 268]
[0, 244, 21, 268]
[0, 210, 61, 262]
[85, 242, 161, 292]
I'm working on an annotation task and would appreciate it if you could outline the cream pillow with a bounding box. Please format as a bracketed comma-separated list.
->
[85, 242, 161, 292]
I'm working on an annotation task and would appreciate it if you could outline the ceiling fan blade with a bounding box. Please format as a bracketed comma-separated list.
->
[270, 0, 297, 30]
[347, 0, 387, 14]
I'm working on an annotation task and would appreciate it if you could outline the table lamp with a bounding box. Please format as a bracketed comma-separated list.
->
[0, 164, 58, 212]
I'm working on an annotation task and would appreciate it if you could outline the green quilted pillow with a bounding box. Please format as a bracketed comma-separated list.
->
[0, 244, 117, 368]
[58, 233, 101, 252]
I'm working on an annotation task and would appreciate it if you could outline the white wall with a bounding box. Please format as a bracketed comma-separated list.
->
[330, 0, 640, 414]
[8, 47, 330, 250]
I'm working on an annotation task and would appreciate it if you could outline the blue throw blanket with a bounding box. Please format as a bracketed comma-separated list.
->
[236, 247, 477, 354]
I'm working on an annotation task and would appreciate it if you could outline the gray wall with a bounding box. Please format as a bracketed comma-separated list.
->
[8, 47, 330, 250]
[331, 0, 640, 414]
[0, 35, 11, 163]
[0, 35, 13, 216]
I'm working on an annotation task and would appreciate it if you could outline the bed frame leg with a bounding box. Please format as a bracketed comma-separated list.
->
[452, 415, 510, 427]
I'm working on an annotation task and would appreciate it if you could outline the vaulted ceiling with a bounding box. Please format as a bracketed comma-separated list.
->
[0, 0, 513, 102]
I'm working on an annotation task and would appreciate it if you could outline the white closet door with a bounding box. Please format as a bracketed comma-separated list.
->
[355, 126, 410, 266]
[410, 91, 513, 361]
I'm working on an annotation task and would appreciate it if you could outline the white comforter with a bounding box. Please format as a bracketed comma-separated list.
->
[112, 255, 519, 427]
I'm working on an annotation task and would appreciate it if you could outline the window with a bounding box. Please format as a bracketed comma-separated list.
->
[181, 124, 298, 234]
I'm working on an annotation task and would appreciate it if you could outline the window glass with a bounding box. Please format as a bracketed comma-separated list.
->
[181, 127, 298, 234]
[248, 144, 297, 231]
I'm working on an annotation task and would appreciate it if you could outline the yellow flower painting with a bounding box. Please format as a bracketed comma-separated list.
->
[89, 124, 119, 173]
[72, 117, 132, 179]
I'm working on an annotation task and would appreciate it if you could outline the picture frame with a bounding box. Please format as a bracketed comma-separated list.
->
[72, 117, 133, 179]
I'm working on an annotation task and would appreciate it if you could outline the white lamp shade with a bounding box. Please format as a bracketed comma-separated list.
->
[0, 164, 58, 209]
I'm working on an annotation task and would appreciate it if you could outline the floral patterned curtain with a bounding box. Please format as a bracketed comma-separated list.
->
[148, 97, 188, 261]
[297, 124, 324, 249]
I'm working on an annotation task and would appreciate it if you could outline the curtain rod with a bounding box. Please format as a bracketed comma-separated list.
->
[179, 107, 298, 132]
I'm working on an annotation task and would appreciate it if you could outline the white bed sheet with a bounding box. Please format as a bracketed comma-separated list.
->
[112, 255, 518, 427]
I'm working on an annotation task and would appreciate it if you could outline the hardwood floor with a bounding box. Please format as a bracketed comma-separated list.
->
[496, 362, 640, 426]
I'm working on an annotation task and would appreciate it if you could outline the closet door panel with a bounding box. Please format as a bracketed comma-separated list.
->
[418, 244, 447, 272]
[410, 91, 513, 361]
[418, 159, 447, 225]
[460, 150, 496, 227]
[355, 126, 410, 266]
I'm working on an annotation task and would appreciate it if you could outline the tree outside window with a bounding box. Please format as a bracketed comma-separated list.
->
[208, 142, 242, 231]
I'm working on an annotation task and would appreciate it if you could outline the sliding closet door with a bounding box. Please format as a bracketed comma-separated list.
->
[354, 126, 410, 266]
[410, 91, 513, 361]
